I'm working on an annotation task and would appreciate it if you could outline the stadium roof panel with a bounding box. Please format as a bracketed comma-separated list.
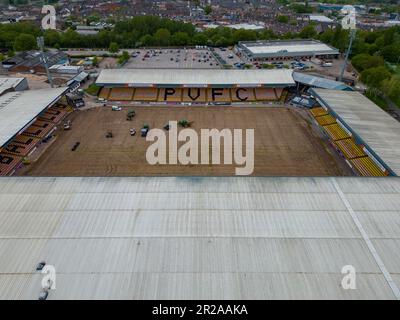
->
[0, 77, 26, 96]
[293, 72, 353, 91]
[0, 87, 68, 148]
[311, 88, 400, 176]
[96, 69, 295, 87]
[0, 176, 399, 299]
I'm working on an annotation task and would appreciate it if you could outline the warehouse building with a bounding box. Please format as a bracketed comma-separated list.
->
[236, 39, 340, 62]
[95, 68, 295, 104]
[1, 50, 69, 73]
[0, 176, 399, 299]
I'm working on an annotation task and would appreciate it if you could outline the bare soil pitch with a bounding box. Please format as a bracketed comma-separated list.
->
[20, 106, 352, 177]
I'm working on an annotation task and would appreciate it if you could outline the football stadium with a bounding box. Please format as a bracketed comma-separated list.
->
[13, 68, 352, 177]
[1, 68, 400, 177]
[1, 66, 400, 301]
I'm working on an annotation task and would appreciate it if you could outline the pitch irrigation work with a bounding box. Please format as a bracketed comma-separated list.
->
[19, 106, 352, 177]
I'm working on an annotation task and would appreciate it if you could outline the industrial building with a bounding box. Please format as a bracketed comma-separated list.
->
[0, 176, 399, 299]
[95, 68, 295, 103]
[236, 40, 340, 62]
[1, 50, 69, 73]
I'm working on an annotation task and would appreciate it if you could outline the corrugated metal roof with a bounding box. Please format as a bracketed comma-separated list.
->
[0, 87, 68, 148]
[96, 69, 295, 87]
[311, 89, 400, 176]
[239, 40, 339, 57]
[0, 176, 399, 299]
[0, 77, 25, 96]
[293, 72, 352, 91]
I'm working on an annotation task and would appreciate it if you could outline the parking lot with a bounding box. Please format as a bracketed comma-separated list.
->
[123, 48, 221, 69]
[212, 47, 244, 67]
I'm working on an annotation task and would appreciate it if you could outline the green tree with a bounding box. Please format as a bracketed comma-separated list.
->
[361, 66, 392, 90]
[13, 33, 36, 51]
[381, 44, 400, 63]
[299, 25, 317, 39]
[171, 32, 190, 46]
[109, 42, 119, 53]
[277, 15, 289, 24]
[351, 54, 384, 72]
[153, 28, 171, 46]
[204, 5, 212, 15]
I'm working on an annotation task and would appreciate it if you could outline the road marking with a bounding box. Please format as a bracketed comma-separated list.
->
[332, 177, 400, 299]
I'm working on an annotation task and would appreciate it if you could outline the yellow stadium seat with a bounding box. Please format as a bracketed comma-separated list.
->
[335, 138, 366, 159]
[275, 88, 284, 100]
[231, 88, 256, 102]
[133, 88, 159, 101]
[323, 123, 350, 141]
[310, 107, 328, 118]
[182, 88, 208, 103]
[159, 88, 183, 102]
[254, 88, 277, 101]
[350, 156, 386, 176]
[99, 87, 111, 100]
[207, 88, 231, 102]
[108, 87, 135, 101]
[315, 114, 336, 126]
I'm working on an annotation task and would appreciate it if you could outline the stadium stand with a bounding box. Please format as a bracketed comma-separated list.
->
[2, 135, 39, 157]
[335, 138, 366, 159]
[99, 87, 111, 100]
[231, 88, 256, 102]
[275, 88, 283, 100]
[350, 157, 386, 176]
[310, 107, 328, 118]
[323, 123, 350, 141]
[315, 114, 336, 126]
[0, 153, 22, 176]
[22, 120, 55, 138]
[52, 104, 69, 111]
[309, 99, 390, 177]
[108, 87, 135, 101]
[133, 88, 159, 101]
[254, 88, 277, 101]
[159, 88, 183, 102]
[39, 110, 66, 123]
[207, 88, 232, 102]
[182, 88, 208, 103]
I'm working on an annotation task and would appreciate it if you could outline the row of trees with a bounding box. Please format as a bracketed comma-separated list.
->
[0, 16, 399, 106]
[348, 27, 400, 107]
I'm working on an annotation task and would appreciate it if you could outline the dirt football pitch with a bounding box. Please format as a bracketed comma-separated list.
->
[20, 106, 352, 176]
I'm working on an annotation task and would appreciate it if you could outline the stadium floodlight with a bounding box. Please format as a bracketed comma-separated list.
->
[339, 5, 357, 82]
[37, 36, 54, 88]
